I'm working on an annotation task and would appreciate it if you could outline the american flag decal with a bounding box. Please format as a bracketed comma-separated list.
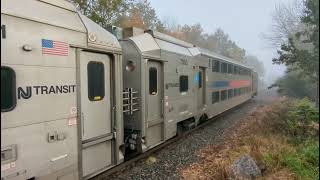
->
[42, 39, 68, 56]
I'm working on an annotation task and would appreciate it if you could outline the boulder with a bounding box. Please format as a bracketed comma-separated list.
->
[228, 154, 262, 180]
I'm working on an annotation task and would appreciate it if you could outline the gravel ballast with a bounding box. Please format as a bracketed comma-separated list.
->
[102, 90, 277, 180]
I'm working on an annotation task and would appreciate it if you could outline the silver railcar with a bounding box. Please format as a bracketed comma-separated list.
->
[1, 0, 124, 179]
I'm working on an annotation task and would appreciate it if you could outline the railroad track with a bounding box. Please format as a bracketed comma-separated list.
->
[92, 99, 253, 180]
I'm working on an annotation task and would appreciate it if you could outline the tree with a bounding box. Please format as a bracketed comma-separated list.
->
[261, 0, 304, 47]
[116, 0, 165, 31]
[272, 0, 319, 105]
[72, 0, 131, 29]
[274, 70, 317, 100]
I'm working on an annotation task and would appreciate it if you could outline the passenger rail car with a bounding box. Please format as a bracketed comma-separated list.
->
[120, 30, 257, 156]
[1, 1, 124, 179]
[1, 1, 258, 180]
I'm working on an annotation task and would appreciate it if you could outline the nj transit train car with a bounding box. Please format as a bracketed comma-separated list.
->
[1, 0, 124, 179]
[120, 29, 257, 156]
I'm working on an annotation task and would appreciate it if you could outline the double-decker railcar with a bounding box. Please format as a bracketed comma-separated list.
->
[120, 29, 257, 156]
[1, 0, 124, 179]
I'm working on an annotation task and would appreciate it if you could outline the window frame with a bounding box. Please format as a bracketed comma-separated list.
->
[87, 61, 105, 101]
[1, 66, 17, 112]
[149, 67, 158, 95]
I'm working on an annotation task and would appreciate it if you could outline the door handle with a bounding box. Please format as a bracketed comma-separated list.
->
[161, 99, 164, 118]
[81, 112, 84, 135]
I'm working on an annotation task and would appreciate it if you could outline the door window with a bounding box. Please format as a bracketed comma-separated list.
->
[179, 76, 188, 93]
[199, 71, 202, 88]
[149, 67, 157, 95]
[1, 67, 16, 112]
[87, 62, 105, 101]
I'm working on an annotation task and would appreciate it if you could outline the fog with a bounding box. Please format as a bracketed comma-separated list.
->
[149, 0, 293, 86]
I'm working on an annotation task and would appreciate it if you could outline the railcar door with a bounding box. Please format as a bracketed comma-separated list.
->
[146, 60, 164, 147]
[78, 51, 114, 178]
[197, 67, 205, 109]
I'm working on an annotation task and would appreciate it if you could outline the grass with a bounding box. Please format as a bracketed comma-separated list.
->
[278, 141, 319, 180]
[179, 97, 319, 180]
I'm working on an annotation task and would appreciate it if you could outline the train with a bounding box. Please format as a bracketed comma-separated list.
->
[1, 0, 258, 180]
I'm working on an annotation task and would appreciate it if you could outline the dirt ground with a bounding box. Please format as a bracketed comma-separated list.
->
[103, 89, 280, 180]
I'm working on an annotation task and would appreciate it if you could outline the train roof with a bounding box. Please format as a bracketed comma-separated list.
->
[189, 47, 251, 69]
[126, 30, 194, 59]
[2, 0, 121, 52]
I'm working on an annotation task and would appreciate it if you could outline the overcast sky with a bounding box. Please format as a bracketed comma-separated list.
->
[149, 0, 294, 85]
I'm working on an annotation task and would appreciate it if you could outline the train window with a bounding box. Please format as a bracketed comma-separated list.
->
[198, 71, 202, 88]
[237, 88, 241, 95]
[228, 89, 233, 99]
[221, 90, 227, 101]
[228, 64, 233, 74]
[1, 67, 16, 112]
[241, 88, 245, 95]
[179, 76, 188, 93]
[233, 89, 237, 96]
[88, 62, 105, 101]
[212, 91, 220, 104]
[212, 60, 220, 72]
[221, 63, 228, 73]
[149, 67, 157, 95]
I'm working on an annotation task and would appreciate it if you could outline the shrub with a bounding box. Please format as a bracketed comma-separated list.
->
[285, 98, 319, 143]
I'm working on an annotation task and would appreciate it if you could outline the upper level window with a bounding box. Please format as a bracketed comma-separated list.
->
[88, 62, 105, 101]
[212, 91, 220, 104]
[221, 63, 228, 73]
[149, 67, 157, 95]
[180, 76, 188, 93]
[228, 64, 233, 74]
[212, 60, 220, 72]
[1, 67, 16, 112]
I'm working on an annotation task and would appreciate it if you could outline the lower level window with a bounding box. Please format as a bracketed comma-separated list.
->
[1, 67, 16, 112]
[212, 91, 220, 104]
[228, 89, 233, 99]
[221, 90, 227, 101]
